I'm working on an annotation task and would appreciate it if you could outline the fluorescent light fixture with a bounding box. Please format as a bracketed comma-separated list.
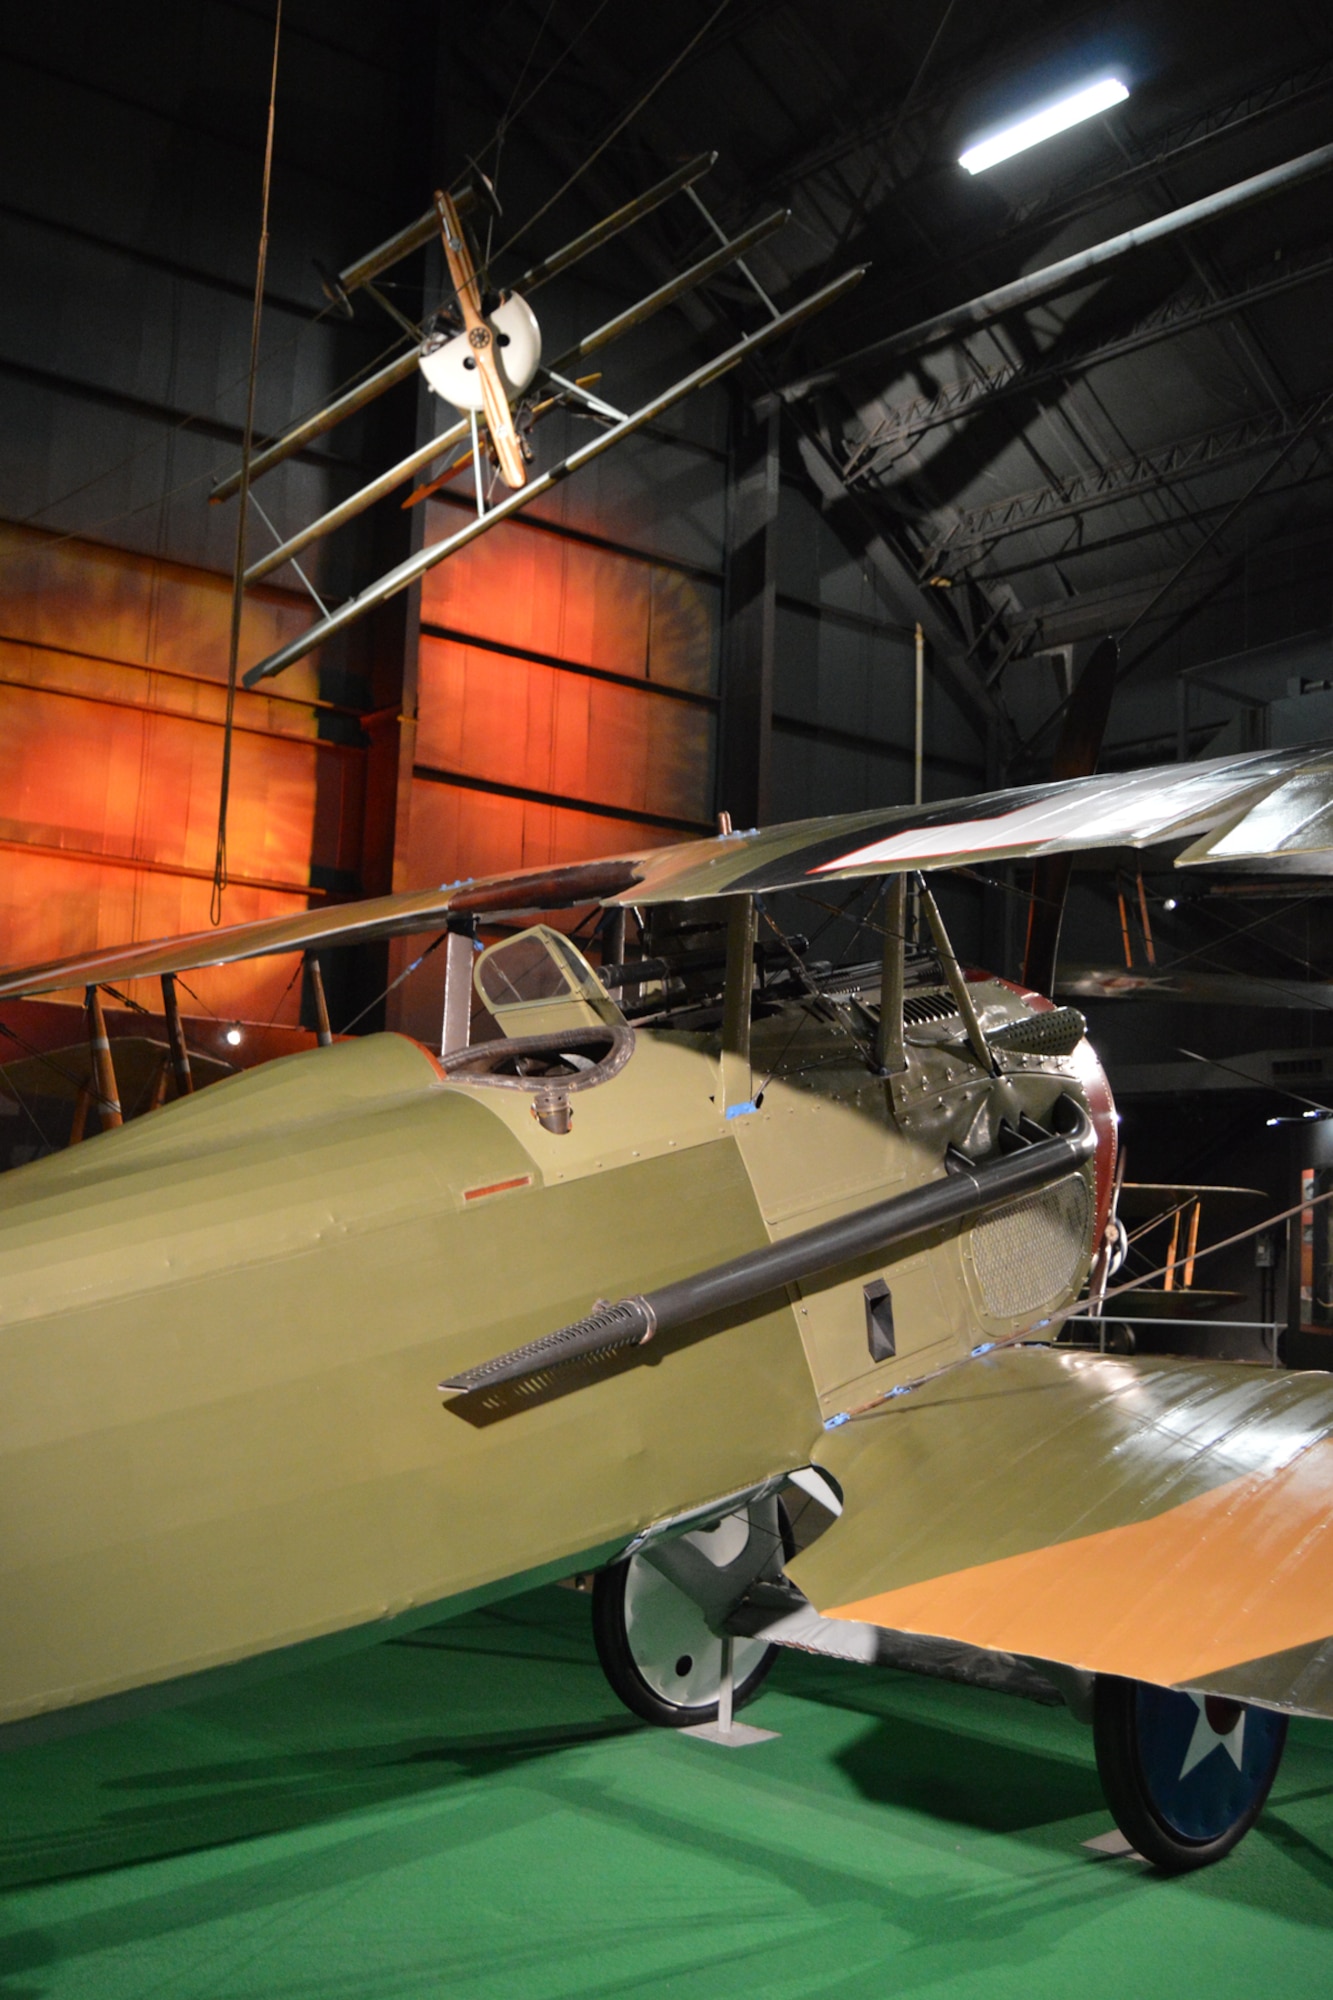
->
[960, 76, 1129, 174]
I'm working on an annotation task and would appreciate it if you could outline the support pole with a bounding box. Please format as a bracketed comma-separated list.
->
[440, 921, 475, 1057]
[876, 874, 908, 1077]
[85, 986, 123, 1131]
[717, 1635, 735, 1735]
[160, 974, 194, 1096]
[912, 623, 925, 945]
[148, 1055, 172, 1112]
[786, 140, 1333, 396]
[719, 398, 779, 828]
[917, 880, 996, 1075]
[469, 410, 486, 518]
[1116, 880, 1135, 968]
[720, 895, 757, 1112]
[68, 1082, 92, 1146]
[307, 956, 333, 1045]
[1135, 871, 1157, 967]
[913, 623, 924, 807]
[1183, 1199, 1201, 1289]
[601, 907, 627, 977]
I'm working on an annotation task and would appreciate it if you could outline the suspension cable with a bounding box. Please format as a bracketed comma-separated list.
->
[212, 0, 283, 925]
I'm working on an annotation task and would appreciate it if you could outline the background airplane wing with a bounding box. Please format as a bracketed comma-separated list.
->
[0, 740, 1329, 1000]
[788, 1345, 1333, 1719]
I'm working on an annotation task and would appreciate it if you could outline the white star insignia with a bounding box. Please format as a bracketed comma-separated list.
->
[1179, 1694, 1246, 1780]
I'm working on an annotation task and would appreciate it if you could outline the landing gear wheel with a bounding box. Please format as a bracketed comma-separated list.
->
[592, 1508, 787, 1728]
[1093, 1674, 1287, 1872]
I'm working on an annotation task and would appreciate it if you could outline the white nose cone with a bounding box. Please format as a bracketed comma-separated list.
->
[418, 292, 542, 412]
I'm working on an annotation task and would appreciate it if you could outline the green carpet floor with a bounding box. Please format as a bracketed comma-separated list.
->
[2, 1584, 1332, 1998]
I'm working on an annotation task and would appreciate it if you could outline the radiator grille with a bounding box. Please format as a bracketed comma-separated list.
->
[970, 1174, 1091, 1318]
[903, 990, 959, 1025]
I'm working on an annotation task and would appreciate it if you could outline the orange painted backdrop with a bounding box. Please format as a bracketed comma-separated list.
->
[0, 492, 720, 1047]
[0, 522, 355, 1021]
[389, 499, 719, 1042]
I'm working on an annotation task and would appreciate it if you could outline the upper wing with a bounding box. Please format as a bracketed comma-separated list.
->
[0, 858, 642, 1001]
[0, 740, 1329, 1001]
[619, 741, 1333, 904]
[787, 1345, 1333, 1718]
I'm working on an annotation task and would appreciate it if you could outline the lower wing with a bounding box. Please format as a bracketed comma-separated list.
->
[787, 1345, 1333, 1717]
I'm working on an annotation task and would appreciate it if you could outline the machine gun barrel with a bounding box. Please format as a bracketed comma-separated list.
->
[440, 1103, 1096, 1394]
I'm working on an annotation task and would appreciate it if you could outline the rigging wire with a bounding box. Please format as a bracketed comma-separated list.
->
[260, 954, 306, 1037]
[212, 0, 284, 927]
[956, 858, 1328, 1011]
[0, 1077, 55, 1158]
[0, 1021, 84, 1151]
[479, 0, 617, 180]
[490, 0, 732, 265]
[335, 931, 450, 1038]
[802, 0, 961, 296]
[0, 296, 367, 570]
[484, 0, 560, 240]
[477, 0, 620, 277]
[174, 974, 221, 1021]
[0, 1066, 59, 1155]
[756, 902, 880, 1072]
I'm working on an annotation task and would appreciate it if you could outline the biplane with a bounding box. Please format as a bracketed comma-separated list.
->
[1, 738, 1332, 1875]
[208, 155, 858, 690]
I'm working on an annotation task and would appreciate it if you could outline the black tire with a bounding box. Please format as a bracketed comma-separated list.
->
[592, 1506, 791, 1728]
[1093, 1674, 1287, 1872]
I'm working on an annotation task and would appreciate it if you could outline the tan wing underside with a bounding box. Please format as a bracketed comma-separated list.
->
[788, 1346, 1333, 1718]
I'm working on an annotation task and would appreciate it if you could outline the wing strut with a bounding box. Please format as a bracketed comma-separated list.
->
[875, 875, 908, 1076]
[243, 265, 865, 687]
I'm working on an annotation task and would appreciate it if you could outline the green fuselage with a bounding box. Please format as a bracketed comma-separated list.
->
[0, 986, 1097, 1740]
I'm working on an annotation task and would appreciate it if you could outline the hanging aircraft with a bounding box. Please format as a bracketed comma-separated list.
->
[1, 738, 1332, 1875]
[206, 154, 854, 691]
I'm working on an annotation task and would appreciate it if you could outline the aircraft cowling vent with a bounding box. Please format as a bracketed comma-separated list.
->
[988, 1005, 1088, 1058]
[970, 1173, 1091, 1318]
[902, 990, 959, 1026]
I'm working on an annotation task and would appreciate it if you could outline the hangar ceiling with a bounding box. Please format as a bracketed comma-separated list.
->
[442, 0, 1333, 781]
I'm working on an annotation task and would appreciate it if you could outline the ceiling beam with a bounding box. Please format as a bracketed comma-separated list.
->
[919, 390, 1333, 567]
[846, 242, 1333, 471]
[784, 142, 1333, 400]
[1012, 489, 1333, 650]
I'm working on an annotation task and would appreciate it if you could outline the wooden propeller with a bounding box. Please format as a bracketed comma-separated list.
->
[433, 190, 527, 490]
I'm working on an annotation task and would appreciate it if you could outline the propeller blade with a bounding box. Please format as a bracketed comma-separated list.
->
[1022, 636, 1119, 995]
[475, 350, 528, 488]
[402, 450, 474, 508]
[433, 189, 528, 490]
